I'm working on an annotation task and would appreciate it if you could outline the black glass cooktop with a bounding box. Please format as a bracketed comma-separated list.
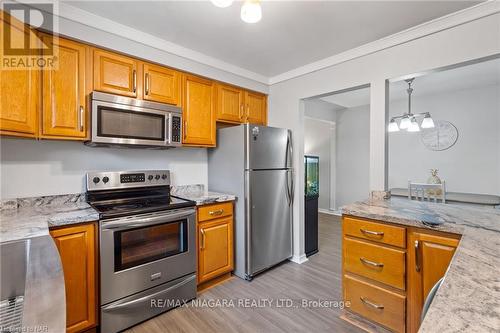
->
[87, 187, 195, 219]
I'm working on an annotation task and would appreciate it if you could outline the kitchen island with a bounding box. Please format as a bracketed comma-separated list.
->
[342, 198, 500, 332]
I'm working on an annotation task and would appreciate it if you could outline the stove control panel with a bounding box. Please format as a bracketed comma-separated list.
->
[86, 170, 170, 191]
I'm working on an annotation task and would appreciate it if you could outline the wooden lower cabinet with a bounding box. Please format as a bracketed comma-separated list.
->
[197, 202, 234, 289]
[50, 223, 98, 333]
[406, 230, 459, 333]
[344, 274, 406, 333]
[342, 215, 460, 333]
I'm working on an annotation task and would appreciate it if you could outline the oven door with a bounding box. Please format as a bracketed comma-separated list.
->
[100, 208, 196, 304]
[92, 99, 170, 146]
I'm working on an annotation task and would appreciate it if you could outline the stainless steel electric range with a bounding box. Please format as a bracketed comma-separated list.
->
[86, 170, 197, 333]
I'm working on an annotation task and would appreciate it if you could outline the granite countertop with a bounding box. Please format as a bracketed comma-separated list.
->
[342, 198, 500, 333]
[172, 184, 236, 206]
[1, 194, 99, 243]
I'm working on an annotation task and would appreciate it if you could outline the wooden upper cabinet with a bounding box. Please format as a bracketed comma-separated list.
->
[198, 216, 234, 284]
[407, 231, 460, 333]
[41, 35, 88, 139]
[0, 13, 39, 138]
[143, 63, 180, 105]
[216, 83, 244, 123]
[93, 49, 140, 98]
[50, 223, 97, 333]
[182, 74, 216, 146]
[244, 91, 267, 125]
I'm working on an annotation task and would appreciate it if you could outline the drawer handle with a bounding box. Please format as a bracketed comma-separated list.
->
[360, 229, 384, 237]
[209, 209, 224, 216]
[360, 257, 384, 268]
[360, 297, 384, 310]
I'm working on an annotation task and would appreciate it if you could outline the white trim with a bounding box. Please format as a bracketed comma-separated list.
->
[290, 254, 308, 264]
[53, 2, 269, 85]
[269, 1, 500, 85]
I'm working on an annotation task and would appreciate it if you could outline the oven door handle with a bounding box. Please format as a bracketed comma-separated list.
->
[102, 274, 196, 312]
[101, 208, 195, 230]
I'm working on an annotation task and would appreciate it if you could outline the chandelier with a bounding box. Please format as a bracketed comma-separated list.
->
[388, 78, 435, 132]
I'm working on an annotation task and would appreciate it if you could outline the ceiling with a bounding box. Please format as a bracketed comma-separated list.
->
[320, 57, 500, 108]
[66, 1, 479, 77]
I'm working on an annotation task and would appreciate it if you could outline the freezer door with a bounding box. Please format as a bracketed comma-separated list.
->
[246, 125, 292, 170]
[246, 169, 292, 277]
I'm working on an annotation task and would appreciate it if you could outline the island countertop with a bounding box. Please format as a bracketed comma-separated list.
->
[342, 198, 500, 333]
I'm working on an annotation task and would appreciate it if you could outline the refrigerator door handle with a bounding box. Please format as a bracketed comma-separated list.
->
[290, 169, 295, 204]
[286, 130, 293, 168]
[285, 170, 291, 205]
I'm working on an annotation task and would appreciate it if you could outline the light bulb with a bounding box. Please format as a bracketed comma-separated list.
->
[241, 0, 262, 23]
[211, 0, 233, 8]
[388, 119, 399, 132]
[407, 118, 420, 132]
[399, 116, 411, 130]
[421, 114, 435, 129]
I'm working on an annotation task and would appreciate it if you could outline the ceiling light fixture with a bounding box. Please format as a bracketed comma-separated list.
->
[211, 0, 234, 8]
[241, 0, 262, 23]
[388, 78, 435, 133]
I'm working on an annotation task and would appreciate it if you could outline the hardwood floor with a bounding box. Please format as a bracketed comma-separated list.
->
[126, 213, 363, 333]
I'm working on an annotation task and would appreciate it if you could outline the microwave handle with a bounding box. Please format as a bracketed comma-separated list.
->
[101, 208, 195, 230]
[166, 113, 172, 144]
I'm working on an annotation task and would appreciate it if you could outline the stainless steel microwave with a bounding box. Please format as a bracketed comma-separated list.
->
[86, 91, 182, 148]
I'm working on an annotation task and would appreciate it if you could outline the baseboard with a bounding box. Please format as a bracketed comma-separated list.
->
[318, 208, 342, 216]
[290, 254, 308, 264]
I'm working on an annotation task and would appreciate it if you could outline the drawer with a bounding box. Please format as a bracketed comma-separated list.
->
[344, 237, 405, 290]
[198, 202, 233, 222]
[344, 274, 405, 333]
[343, 216, 406, 248]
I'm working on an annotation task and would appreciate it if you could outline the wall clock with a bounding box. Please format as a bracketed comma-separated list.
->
[421, 120, 458, 151]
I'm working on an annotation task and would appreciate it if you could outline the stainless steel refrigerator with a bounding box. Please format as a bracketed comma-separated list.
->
[208, 124, 293, 280]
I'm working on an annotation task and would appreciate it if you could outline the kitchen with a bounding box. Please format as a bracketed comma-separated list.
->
[1, 1, 499, 333]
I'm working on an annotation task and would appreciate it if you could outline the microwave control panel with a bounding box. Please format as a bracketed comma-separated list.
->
[171, 115, 182, 144]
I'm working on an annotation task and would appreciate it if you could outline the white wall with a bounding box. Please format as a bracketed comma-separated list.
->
[268, 13, 500, 262]
[304, 100, 336, 211]
[304, 118, 333, 210]
[336, 105, 371, 207]
[389, 84, 500, 195]
[0, 139, 207, 199]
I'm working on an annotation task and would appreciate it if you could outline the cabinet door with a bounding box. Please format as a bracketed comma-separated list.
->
[41, 35, 88, 139]
[143, 63, 180, 105]
[0, 13, 39, 137]
[50, 223, 97, 333]
[93, 49, 139, 97]
[198, 217, 234, 283]
[407, 231, 459, 333]
[216, 83, 244, 123]
[244, 91, 267, 125]
[182, 74, 216, 146]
